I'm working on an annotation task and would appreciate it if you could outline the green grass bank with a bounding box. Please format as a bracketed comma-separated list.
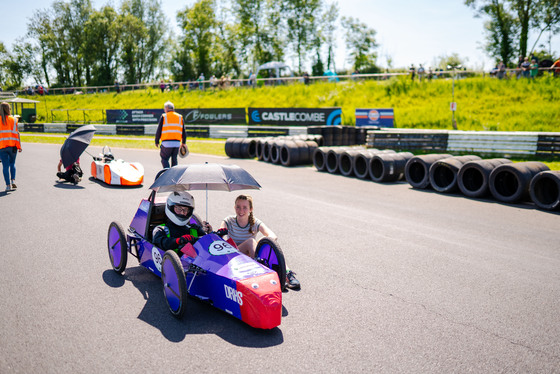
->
[24, 76, 560, 132]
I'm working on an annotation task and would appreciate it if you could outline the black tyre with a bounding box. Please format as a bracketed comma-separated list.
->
[161, 250, 188, 318]
[255, 238, 287, 291]
[107, 221, 128, 274]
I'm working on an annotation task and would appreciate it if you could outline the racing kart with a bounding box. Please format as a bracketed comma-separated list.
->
[107, 186, 287, 329]
[91, 146, 144, 186]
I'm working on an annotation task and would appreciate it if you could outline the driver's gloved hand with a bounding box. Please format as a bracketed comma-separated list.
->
[176, 234, 196, 245]
[216, 228, 228, 237]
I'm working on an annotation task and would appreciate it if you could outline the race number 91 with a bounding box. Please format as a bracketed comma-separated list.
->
[209, 240, 238, 256]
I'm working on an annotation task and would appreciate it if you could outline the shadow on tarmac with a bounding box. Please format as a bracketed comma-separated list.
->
[102, 267, 285, 346]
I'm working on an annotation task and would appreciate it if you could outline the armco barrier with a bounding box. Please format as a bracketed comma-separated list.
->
[367, 128, 560, 158]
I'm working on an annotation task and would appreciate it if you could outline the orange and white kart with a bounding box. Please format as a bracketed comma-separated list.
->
[91, 146, 144, 186]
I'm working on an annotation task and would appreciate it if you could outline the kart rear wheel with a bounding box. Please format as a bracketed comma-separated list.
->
[161, 250, 187, 318]
[255, 238, 287, 291]
[107, 222, 128, 274]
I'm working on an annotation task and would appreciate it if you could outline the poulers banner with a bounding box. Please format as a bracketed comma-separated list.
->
[106, 108, 245, 124]
[176, 108, 246, 125]
[248, 107, 342, 126]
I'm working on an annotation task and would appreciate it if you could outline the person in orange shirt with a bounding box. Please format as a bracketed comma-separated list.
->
[0, 102, 22, 192]
[154, 101, 187, 168]
[551, 58, 560, 77]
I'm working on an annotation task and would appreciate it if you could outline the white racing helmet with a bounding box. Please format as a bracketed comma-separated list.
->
[165, 191, 195, 226]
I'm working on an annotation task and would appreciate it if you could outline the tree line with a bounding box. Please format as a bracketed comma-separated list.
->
[465, 0, 560, 66]
[0, 0, 379, 90]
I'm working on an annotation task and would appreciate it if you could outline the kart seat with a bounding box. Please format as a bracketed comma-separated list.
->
[148, 203, 166, 241]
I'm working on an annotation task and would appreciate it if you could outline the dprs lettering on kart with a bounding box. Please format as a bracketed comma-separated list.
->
[224, 285, 243, 305]
[209, 240, 238, 256]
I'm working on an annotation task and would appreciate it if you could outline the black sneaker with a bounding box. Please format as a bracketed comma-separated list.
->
[286, 271, 300, 290]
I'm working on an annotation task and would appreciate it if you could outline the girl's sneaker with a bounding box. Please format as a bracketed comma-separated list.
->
[5, 185, 11, 192]
[11, 182, 17, 189]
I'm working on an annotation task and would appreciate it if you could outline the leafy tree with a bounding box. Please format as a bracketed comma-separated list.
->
[232, 0, 285, 72]
[283, 0, 321, 74]
[177, 0, 216, 78]
[529, 0, 560, 55]
[120, 0, 167, 84]
[0, 39, 38, 90]
[465, 0, 517, 65]
[341, 16, 379, 73]
[84, 6, 121, 86]
[321, 2, 339, 72]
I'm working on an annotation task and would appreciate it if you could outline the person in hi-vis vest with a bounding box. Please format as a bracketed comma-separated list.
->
[155, 101, 186, 168]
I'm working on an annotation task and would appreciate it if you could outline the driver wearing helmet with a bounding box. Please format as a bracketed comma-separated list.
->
[152, 191, 212, 253]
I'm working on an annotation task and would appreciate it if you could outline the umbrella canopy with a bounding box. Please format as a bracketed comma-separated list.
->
[149, 163, 261, 193]
[60, 125, 96, 168]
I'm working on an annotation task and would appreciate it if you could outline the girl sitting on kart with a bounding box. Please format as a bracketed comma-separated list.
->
[152, 191, 218, 253]
[219, 194, 300, 290]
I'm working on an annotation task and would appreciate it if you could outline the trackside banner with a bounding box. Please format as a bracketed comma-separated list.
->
[176, 108, 246, 125]
[106, 109, 164, 124]
[355, 108, 394, 127]
[106, 108, 245, 124]
[248, 107, 342, 126]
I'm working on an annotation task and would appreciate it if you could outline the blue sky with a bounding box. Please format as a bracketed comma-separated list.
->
[3, 0, 559, 73]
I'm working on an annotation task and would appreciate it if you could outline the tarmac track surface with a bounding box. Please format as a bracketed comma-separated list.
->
[1, 143, 559, 373]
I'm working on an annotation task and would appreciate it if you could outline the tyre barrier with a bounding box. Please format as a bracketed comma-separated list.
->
[529, 170, 560, 211]
[325, 146, 366, 174]
[404, 154, 453, 189]
[369, 152, 414, 183]
[457, 158, 513, 198]
[280, 140, 319, 166]
[270, 139, 286, 164]
[225, 137, 260, 158]
[429, 155, 482, 193]
[489, 161, 550, 203]
[352, 149, 385, 179]
[313, 147, 338, 172]
[338, 149, 396, 178]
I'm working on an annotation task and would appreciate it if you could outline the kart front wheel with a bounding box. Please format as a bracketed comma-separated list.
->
[161, 250, 187, 318]
[255, 238, 287, 291]
[107, 221, 128, 274]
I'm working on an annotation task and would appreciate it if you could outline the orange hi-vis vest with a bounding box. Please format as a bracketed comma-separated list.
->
[0, 116, 21, 150]
[161, 111, 183, 142]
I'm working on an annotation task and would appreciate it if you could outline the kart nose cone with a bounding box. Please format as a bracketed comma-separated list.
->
[237, 272, 282, 329]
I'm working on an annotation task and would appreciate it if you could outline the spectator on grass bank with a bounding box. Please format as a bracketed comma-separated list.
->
[516, 56, 524, 78]
[521, 57, 531, 78]
[530, 59, 539, 79]
[197, 73, 205, 90]
[409, 64, 415, 81]
[551, 58, 560, 77]
[159, 80, 166, 93]
[303, 72, 310, 85]
[417, 64, 425, 81]
[155, 101, 187, 168]
[497, 61, 506, 79]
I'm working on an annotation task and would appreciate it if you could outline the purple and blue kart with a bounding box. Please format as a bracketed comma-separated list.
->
[107, 189, 287, 329]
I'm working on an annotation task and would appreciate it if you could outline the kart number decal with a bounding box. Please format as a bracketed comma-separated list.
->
[152, 247, 162, 272]
[209, 240, 237, 256]
[224, 285, 243, 305]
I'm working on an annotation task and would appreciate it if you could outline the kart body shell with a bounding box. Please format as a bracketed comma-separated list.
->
[91, 158, 144, 186]
[110, 192, 282, 329]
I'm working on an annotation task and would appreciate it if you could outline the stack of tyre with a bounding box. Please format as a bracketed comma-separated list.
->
[310, 146, 560, 211]
[307, 125, 370, 146]
[403, 154, 560, 211]
[313, 146, 415, 183]
[225, 134, 323, 167]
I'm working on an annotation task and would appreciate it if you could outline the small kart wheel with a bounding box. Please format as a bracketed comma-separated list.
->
[107, 222, 128, 274]
[161, 250, 187, 318]
[255, 238, 287, 291]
